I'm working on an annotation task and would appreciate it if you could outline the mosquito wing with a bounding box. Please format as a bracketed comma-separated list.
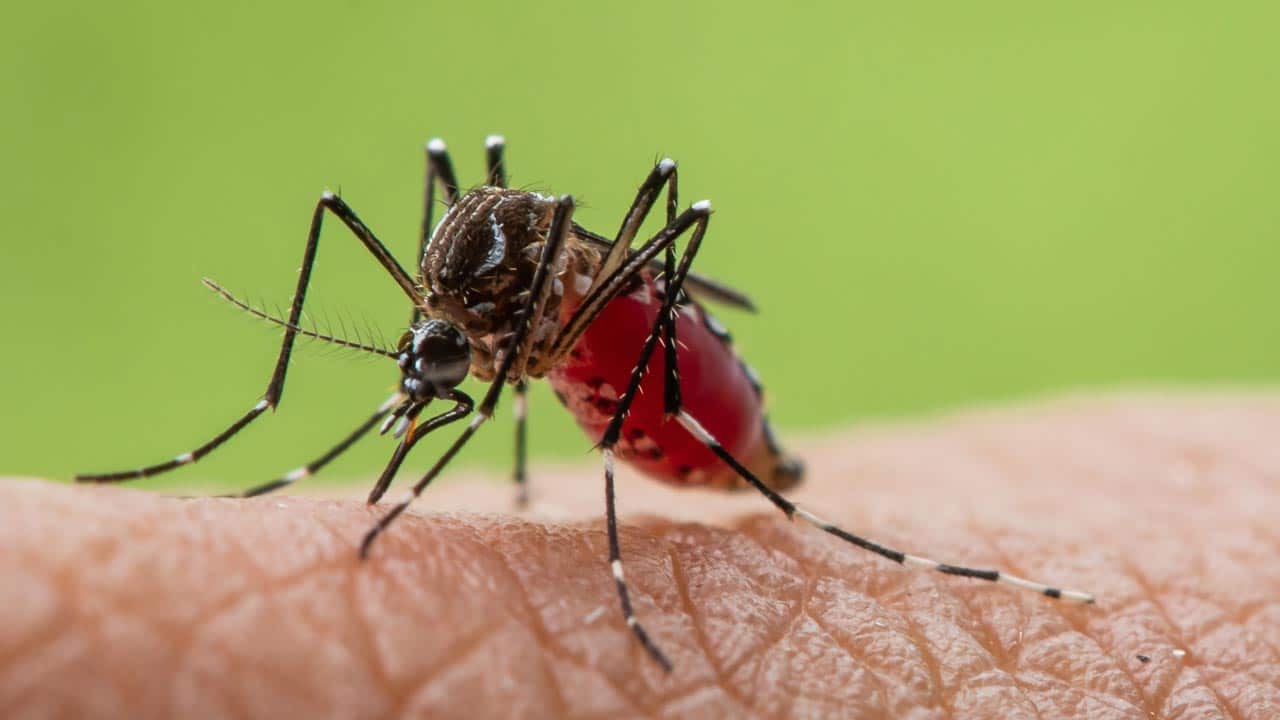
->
[572, 223, 757, 312]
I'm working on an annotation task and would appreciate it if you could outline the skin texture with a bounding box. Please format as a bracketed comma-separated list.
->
[2, 392, 1278, 719]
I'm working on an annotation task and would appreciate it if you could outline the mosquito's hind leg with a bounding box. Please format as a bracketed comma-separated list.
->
[660, 223, 1092, 602]
[596, 193, 1094, 671]
[77, 192, 421, 483]
[664, 320, 1092, 601]
[674, 411, 1094, 601]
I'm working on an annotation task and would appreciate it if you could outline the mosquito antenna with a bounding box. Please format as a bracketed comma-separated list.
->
[202, 278, 396, 358]
[357, 306, 389, 353]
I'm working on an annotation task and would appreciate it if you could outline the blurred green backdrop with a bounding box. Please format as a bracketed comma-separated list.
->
[3, 2, 1278, 491]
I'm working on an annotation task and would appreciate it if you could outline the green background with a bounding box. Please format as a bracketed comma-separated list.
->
[4, 2, 1278, 491]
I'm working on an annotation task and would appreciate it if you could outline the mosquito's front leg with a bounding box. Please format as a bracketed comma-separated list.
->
[224, 393, 403, 498]
[77, 192, 420, 483]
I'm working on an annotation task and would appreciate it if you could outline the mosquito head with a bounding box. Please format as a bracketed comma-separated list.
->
[395, 319, 471, 401]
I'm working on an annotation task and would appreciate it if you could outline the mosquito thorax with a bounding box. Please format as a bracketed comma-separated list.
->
[395, 319, 471, 401]
[422, 187, 554, 323]
[422, 185, 602, 382]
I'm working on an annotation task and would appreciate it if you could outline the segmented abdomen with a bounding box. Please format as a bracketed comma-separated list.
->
[547, 273, 801, 491]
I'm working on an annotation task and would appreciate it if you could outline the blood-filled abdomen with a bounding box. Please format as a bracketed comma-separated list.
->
[547, 273, 801, 491]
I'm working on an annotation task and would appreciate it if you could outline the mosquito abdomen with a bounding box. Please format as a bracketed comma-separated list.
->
[548, 269, 801, 491]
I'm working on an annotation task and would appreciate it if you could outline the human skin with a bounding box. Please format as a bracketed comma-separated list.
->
[1, 393, 1277, 719]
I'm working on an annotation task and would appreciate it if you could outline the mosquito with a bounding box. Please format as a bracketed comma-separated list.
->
[79, 136, 1095, 670]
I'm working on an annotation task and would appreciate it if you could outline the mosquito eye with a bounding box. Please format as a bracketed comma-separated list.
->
[423, 353, 469, 388]
[411, 320, 470, 390]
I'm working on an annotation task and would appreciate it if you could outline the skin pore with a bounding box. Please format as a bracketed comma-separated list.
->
[2, 393, 1277, 719]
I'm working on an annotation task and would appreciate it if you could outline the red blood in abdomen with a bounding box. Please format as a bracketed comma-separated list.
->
[547, 274, 765, 487]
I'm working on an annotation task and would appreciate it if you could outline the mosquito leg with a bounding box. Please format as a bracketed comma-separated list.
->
[365, 389, 475, 505]
[603, 449, 673, 671]
[412, 139, 461, 326]
[635, 216, 1097, 604]
[485, 134, 507, 188]
[659, 164, 680, 409]
[487, 133, 531, 507]
[660, 244, 680, 414]
[512, 379, 530, 507]
[674, 411, 1096, 603]
[226, 393, 403, 498]
[359, 195, 577, 558]
[607, 199, 1091, 675]
[581, 157, 679, 300]
[619, 157, 678, 246]
[77, 192, 421, 483]
[593, 204, 711, 671]
[595, 202, 712, 453]
[550, 202, 715, 361]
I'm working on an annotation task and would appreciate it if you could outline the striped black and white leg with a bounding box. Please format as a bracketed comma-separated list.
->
[593, 201, 713, 671]
[672, 412, 1095, 603]
[481, 135, 533, 508]
[604, 448, 672, 671]
[359, 195, 577, 558]
[485, 134, 507, 187]
[580, 157, 679, 302]
[363, 389, 475, 506]
[77, 192, 423, 483]
[607, 197, 1095, 648]
[513, 379, 530, 507]
[411, 138, 461, 327]
[659, 201, 1091, 603]
[227, 393, 405, 498]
